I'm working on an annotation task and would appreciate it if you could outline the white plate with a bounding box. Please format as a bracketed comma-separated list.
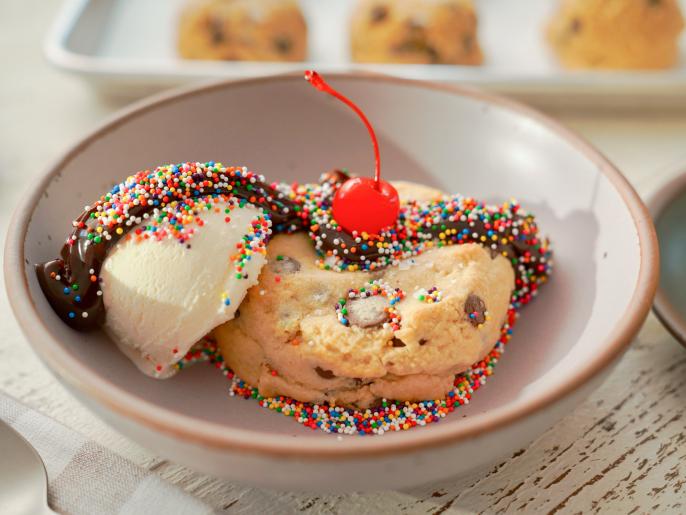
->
[46, 0, 686, 107]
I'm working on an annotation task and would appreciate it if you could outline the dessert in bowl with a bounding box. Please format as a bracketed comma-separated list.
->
[5, 73, 657, 491]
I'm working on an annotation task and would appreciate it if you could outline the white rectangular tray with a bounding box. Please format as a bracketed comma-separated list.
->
[46, 0, 686, 107]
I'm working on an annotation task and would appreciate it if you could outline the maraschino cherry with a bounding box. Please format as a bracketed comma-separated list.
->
[304, 70, 399, 235]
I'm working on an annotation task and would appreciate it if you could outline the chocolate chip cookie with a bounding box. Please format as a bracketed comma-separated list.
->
[213, 182, 514, 408]
[547, 0, 684, 69]
[350, 0, 483, 65]
[178, 0, 307, 62]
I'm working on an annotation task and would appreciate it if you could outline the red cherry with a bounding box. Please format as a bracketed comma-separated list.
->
[305, 70, 400, 235]
[333, 177, 399, 235]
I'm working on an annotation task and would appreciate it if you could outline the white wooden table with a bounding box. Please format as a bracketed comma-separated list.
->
[2, 1, 686, 513]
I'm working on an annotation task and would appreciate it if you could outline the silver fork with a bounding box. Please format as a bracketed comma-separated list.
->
[0, 418, 57, 514]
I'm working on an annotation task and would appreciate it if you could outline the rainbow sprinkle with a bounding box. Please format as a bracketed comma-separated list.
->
[415, 286, 442, 304]
[71, 162, 277, 247]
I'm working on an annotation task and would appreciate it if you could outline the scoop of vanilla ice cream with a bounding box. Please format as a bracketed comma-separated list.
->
[100, 201, 267, 378]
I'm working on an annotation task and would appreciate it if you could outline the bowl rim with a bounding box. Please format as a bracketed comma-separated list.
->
[4, 72, 659, 459]
[646, 167, 686, 348]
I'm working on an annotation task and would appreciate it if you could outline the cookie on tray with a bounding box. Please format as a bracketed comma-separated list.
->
[547, 0, 684, 69]
[213, 182, 514, 409]
[178, 0, 307, 61]
[350, 0, 483, 65]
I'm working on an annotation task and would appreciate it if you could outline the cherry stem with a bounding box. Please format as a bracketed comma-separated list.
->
[304, 70, 381, 190]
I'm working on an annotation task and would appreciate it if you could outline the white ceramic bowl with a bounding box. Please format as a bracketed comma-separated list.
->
[646, 168, 686, 347]
[5, 74, 658, 492]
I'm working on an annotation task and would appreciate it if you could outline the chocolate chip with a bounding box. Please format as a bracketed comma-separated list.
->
[273, 36, 292, 54]
[570, 18, 582, 34]
[346, 296, 389, 328]
[320, 169, 350, 185]
[463, 34, 474, 52]
[368, 398, 385, 409]
[269, 256, 301, 274]
[512, 238, 530, 257]
[391, 337, 406, 347]
[400, 22, 424, 41]
[315, 366, 336, 379]
[465, 294, 487, 326]
[186, 244, 191, 249]
[419, 338, 428, 346]
[395, 28, 439, 62]
[208, 16, 225, 44]
[370, 5, 388, 23]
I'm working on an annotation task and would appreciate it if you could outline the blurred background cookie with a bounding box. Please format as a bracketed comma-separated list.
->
[547, 0, 684, 69]
[178, 0, 307, 61]
[350, 0, 483, 65]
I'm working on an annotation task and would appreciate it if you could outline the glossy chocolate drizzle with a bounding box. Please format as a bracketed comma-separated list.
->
[309, 171, 550, 288]
[37, 166, 549, 332]
[36, 167, 301, 330]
